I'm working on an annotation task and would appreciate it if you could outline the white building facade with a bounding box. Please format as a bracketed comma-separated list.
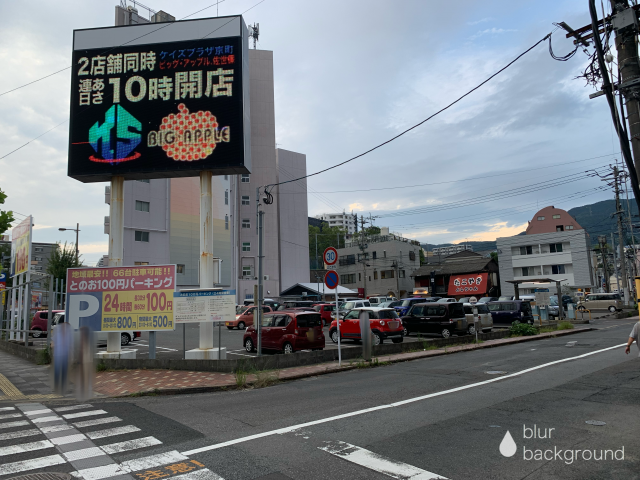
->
[315, 213, 357, 234]
[432, 244, 473, 256]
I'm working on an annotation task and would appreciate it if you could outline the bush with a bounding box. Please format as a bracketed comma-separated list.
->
[557, 321, 574, 330]
[36, 346, 51, 365]
[510, 321, 538, 337]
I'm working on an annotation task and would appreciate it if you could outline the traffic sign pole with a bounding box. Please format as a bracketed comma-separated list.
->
[336, 284, 341, 366]
[324, 267, 341, 366]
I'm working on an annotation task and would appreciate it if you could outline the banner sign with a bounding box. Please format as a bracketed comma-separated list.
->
[173, 289, 236, 323]
[10, 216, 32, 277]
[448, 273, 488, 295]
[68, 16, 251, 182]
[66, 264, 176, 331]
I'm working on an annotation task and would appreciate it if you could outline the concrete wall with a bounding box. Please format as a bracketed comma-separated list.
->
[277, 148, 309, 291]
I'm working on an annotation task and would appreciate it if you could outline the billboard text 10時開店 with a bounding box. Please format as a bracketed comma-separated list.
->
[68, 16, 251, 182]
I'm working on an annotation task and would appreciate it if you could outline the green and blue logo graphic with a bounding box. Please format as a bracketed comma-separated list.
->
[89, 105, 142, 162]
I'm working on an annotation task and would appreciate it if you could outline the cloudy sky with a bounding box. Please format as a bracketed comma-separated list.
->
[0, 0, 623, 264]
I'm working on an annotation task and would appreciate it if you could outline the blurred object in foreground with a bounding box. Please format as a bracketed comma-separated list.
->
[74, 326, 95, 401]
[52, 322, 72, 395]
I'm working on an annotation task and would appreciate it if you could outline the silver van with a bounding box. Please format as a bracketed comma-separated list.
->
[463, 303, 493, 334]
[577, 293, 622, 313]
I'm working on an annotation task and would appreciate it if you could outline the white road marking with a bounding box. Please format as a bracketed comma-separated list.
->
[172, 469, 225, 480]
[100, 436, 162, 454]
[73, 416, 122, 428]
[0, 440, 53, 456]
[50, 433, 87, 445]
[0, 429, 41, 440]
[40, 424, 75, 434]
[0, 413, 23, 420]
[71, 450, 188, 480]
[63, 409, 108, 420]
[24, 408, 53, 416]
[54, 404, 93, 412]
[228, 351, 255, 357]
[31, 415, 62, 424]
[63, 446, 107, 461]
[0, 454, 66, 476]
[0, 407, 15, 411]
[320, 441, 447, 479]
[0, 420, 30, 429]
[182, 343, 627, 456]
[86, 425, 141, 439]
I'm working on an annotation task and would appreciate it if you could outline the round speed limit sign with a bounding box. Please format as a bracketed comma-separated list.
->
[323, 247, 338, 266]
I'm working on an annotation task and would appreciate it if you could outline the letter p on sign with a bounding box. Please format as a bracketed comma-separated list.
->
[68, 294, 100, 329]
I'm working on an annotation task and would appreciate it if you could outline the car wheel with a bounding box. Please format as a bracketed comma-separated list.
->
[467, 324, 476, 335]
[245, 338, 255, 352]
[577, 305, 586, 311]
[238, 321, 246, 330]
[120, 333, 131, 346]
[32, 328, 42, 338]
[330, 329, 339, 343]
[608, 306, 616, 313]
[373, 333, 382, 346]
[283, 342, 294, 354]
[403, 326, 409, 336]
[392, 338, 403, 344]
[441, 328, 451, 339]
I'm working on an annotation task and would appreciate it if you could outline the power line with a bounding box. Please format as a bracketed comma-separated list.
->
[263, 32, 553, 194]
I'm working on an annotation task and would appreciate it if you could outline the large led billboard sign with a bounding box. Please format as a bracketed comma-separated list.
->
[68, 16, 251, 182]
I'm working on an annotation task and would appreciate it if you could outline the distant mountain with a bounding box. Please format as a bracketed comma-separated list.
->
[567, 198, 638, 244]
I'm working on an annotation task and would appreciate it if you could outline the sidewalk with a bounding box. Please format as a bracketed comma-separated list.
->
[92, 327, 594, 397]
[0, 349, 62, 401]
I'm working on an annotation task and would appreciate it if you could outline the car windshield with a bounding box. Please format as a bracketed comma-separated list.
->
[343, 302, 356, 310]
[378, 309, 399, 319]
[401, 299, 417, 307]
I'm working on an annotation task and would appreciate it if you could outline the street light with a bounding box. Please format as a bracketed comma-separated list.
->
[59, 223, 80, 264]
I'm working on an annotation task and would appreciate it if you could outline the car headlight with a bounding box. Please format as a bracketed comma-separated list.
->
[379, 320, 385, 326]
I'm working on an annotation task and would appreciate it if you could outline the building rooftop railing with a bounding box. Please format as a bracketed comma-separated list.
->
[343, 234, 421, 249]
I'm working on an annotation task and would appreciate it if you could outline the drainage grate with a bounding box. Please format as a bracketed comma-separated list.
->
[9, 474, 73, 480]
[585, 420, 606, 426]
[485, 371, 507, 375]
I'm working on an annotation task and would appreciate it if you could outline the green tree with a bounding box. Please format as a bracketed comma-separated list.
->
[490, 251, 499, 264]
[309, 225, 347, 268]
[46, 242, 83, 283]
[0, 189, 14, 236]
[419, 249, 426, 265]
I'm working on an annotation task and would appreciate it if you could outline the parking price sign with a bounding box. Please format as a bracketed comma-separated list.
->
[66, 265, 176, 331]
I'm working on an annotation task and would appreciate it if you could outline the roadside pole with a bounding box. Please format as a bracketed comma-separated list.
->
[470, 296, 478, 343]
[613, 166, 630, 306]
[612, 232, 621, 297]
[107, 176, 124, 354]
[46, 275, 53, 350]
[258, 209, 264, 356]
[199, 171, 218, 354]
[323, 247, 340, 366]
[336, 287, 341, 366]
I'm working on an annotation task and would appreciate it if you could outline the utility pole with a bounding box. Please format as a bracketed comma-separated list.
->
[612, 232, 621, 297]
[599, 235, 610, 292]
[613, 166, 631, 305]
[357, 216, 370, 298]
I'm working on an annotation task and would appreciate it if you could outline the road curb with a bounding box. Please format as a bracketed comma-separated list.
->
[108, 327, 595, 398]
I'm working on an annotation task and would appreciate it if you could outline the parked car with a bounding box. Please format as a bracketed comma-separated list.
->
[396, 297, 431, 316]
[486, 300, 534, 325]
[226, 305, 273, 329]
[436, 298, 457, 303]
[50, 313, 139, 346]
[577, 293, 622, 313]
[462, 303, 493, 333]
[457, 297, 470, 303]
[329, 307, 403, 345]
[313, 303, 336, 326]
[379, 300, 403, 309]
[30, 310, 64, 338]
[243, 311, 324, 354]
[477, 297, 499, 303]
[368, 296, 397, 306]
[401, 302, 468, 339]
[243, 298, 280, 309]
[334, 299, 372, 320]
[277, 300, 316, 310]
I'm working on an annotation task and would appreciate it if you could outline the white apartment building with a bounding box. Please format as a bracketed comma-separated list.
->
[432, 244, 473, 256]
[315, 213, 357, 234]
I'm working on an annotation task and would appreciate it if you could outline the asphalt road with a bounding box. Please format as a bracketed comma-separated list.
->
[2, 316, 638, 480]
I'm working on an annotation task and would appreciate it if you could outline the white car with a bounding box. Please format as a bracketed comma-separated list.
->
[51, 312, 137, 346]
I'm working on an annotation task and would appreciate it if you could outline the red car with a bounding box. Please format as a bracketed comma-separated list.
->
[227, 305, 273, 330]
[30, 310, 63, 338]
[313, 303, 337, 326]
[329, 307, 403, 346]
[243, 310, 325, 354]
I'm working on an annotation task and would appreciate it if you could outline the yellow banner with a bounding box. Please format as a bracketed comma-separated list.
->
[100, 289, 174, 331]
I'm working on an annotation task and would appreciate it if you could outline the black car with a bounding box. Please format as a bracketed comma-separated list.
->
[486, 300, 534, 325]
[401, 302, 468, 339]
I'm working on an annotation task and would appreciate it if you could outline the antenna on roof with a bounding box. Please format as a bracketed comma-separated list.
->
[248, 23, 260, 49]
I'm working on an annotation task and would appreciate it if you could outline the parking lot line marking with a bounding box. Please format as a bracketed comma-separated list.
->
[73, 416, 122, 428]
[181, 342, 627, 456]
[0, 454, 66, 476]
[54, 404, 93, 412]
[0, 440, 54, 457]
[100, 436, 162, 454]
[320, 441, 447, 479]
[63, 409, 108, 420]
[86, 425, 141, 439]
[0, 420, 30, 429]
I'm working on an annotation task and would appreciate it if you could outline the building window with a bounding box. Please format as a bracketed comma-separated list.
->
[552, 265, 566, 275]
[34, 266, 43, 271]
[341, 274, 356, 284]
[399, 270, 406, 278]
[33, 282, 41, 288]
[339, 255, 356, 266]
[242, 218, 250, 229]
[409, 251, 416, 261]
[225, 214, 229, 230]
[550, 243, 563, 253]
[556, 225, 564, 232]
[552, 214, 561, 219]
[537, 216, 545, 221]
[566, 225, 574, 230]
[35, 247, 43, 252]
[134, 261, 149, 265]
[177, 264, 185, 274]
[35, 256, 42, 261]
[135, 200, 150, 212]
[134, 231, 149, 242]
[522, 267, 530, 276]
[242, 266, 253, 277]
[225, 190, 229, 205]
[241, 174, 250, 183]
[137, 179, 150, 183]
[241, 195, 250, 205]
[242, 242, 251, 252]
[372, 251, 377, 259]
[520, 246, 533, 255]
[357, 253, 369, 261]
[384, 250, 387, 258]
[374, 271, 378, 280]
[381, 270, 395, 279]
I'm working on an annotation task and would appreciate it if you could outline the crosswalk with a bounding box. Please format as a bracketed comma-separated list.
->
[0, 403, 224, 480]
